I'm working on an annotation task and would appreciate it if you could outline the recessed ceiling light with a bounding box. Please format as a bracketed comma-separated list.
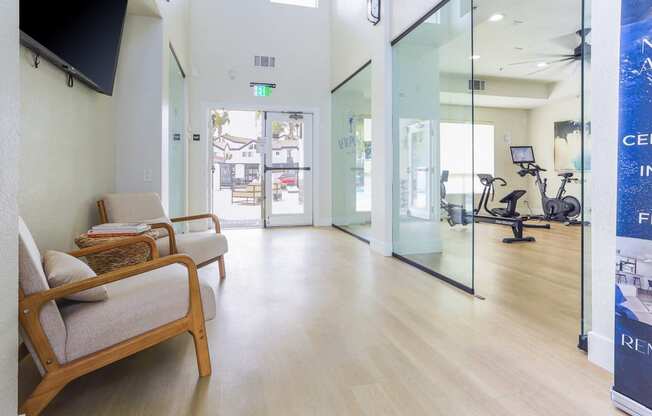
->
[470, 55, 481, 60]
[537, 62, 549, 68]
[489, 13, 504, 22]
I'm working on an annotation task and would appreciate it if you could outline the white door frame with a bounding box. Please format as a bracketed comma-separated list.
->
[201, 102, 320, 227]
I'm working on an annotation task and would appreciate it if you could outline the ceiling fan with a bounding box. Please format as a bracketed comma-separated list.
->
[501, 28, 591, 76]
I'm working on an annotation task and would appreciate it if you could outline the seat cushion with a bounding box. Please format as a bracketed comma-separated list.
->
[103, 193, 168, 223]
[60, 263, 218, 362]
[156, 231, 228, 265]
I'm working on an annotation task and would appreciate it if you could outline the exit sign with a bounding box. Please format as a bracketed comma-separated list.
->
[250, 82, 276, 97]
[254, 85, 273, 97]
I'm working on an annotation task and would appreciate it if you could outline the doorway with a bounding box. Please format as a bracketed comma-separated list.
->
[209, 108, 314, 228]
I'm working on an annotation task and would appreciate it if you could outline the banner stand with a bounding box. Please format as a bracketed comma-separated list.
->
[613, 390, 652, 416]
[614, 1, 652, 414]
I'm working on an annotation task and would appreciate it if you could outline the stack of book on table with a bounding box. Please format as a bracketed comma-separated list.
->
[87, 223, 151, 238]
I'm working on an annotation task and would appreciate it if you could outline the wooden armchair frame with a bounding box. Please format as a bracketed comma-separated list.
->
[97, 200, 226, 278]
[19, 236, 211, 416]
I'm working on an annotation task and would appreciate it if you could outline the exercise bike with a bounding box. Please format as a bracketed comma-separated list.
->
[476, 173, 551, 230]
[511, 146, 582, 225]
[440, 171, 539, 243]
[476, 174, 524, 218]
[440, 170, 472, 226]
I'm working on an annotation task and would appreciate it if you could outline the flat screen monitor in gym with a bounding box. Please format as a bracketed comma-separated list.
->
[510, 146, 535, 164]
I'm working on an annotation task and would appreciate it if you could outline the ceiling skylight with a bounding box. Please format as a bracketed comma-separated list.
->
[270, 0, 318, 8]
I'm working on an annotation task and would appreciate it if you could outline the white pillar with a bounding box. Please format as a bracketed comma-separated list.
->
[370, 0, 394, 255]
[588, 0, 620, 373]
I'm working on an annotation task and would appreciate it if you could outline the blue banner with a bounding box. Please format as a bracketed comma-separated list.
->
[615, 0, 652, 413]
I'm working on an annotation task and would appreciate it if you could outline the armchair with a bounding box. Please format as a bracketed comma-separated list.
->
[97, 193, 228, 278]
[18, 218, 214, 416]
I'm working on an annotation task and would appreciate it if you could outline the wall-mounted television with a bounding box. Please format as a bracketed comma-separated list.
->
[19, 0, 128, 96]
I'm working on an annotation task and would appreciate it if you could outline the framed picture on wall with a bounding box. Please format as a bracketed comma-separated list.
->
[553, 120, 584, 172]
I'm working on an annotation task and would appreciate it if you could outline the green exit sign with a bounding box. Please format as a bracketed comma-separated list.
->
[251, 82, 276, 97]
[254, 85, 273, 97]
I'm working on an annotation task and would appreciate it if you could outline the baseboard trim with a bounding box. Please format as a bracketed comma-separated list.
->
[588, 330, 614, 373]
[613, 390, 652, 416]
[332, 224, 370, 244]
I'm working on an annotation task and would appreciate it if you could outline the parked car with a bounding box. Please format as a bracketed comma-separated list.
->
[277, 172, 297, 187]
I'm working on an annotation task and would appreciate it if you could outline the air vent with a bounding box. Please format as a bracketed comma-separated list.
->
[468, 79, 486, 91]
[254, 55, 276, 68]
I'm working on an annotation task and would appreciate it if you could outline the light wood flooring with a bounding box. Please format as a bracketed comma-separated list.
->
[19, 226, 619, 415]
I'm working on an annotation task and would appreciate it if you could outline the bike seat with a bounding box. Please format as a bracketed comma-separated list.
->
[499, 190, 526, 202]
[558, 172, 574, 178]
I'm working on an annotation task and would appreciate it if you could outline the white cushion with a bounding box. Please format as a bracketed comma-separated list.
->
[156, 231, 228, 265]
[103, 193, 168, 223]
[60, 263, 218, 362]
[18, 217, 67, 374]
[43, 251, 109, 302]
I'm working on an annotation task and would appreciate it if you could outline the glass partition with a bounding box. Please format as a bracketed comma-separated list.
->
[581, 0, 592, 348]
[392, 0, 474, 291]
[331, 63, 373, 241]
[168, 48, 186, 228]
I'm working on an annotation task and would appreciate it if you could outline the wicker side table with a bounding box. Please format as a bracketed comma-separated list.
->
[74, 230, 160, 274]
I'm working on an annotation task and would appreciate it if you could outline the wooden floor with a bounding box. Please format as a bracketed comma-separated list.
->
[19, 226, 619, 415]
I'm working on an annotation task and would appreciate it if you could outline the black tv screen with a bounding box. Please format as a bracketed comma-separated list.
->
[19, 0, 128, 95]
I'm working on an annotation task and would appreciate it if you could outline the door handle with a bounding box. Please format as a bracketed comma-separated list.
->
[264, 166, 311, 172]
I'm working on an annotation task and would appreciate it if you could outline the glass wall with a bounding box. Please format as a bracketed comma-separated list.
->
[332, 63, 373, 241]
[391, 0, 591, 345]
[168, 48, 186, 227]
[581, 0, 592, 347]
[392, 0, 474, 291]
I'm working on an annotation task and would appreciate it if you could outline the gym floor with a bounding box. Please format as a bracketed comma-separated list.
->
[339, 219, 584, 331]
[405, 221, 584, 328]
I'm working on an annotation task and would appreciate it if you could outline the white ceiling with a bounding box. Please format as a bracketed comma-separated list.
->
[440, 0, 588, 82]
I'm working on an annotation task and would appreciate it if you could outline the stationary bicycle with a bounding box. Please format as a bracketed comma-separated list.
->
[475, 174, 525, 218]
[511, 146, 582, 225]
[475, 173, 551, 230]
[440, 170, 472, 226]
[440, 170, 540, 243]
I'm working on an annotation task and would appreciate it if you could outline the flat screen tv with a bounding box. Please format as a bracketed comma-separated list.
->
[20, 0, 128, 96]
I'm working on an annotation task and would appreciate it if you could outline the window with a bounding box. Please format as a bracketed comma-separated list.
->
[440, 122, 495, 194]
[270, 0, 318, 8]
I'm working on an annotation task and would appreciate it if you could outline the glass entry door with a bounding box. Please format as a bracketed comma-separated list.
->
[263, 112, 313, 227]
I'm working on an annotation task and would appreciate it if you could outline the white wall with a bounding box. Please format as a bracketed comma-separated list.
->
[113, 3, 190, 215]
[0, 0, 19, 413]
[442, 105, 531, 210]
[588, 0, 620, 373]
[156, 0, 190, 69]
[330, 0, 373, 87]
[526, 95, 583, 213]
[19, 48, 116, 251]
[392, 0, 446, 40]
[188, 0, 331, 225]
[113, 15, 165, 198]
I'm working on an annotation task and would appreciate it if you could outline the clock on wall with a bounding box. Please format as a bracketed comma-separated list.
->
[368, 0, 380, 25]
